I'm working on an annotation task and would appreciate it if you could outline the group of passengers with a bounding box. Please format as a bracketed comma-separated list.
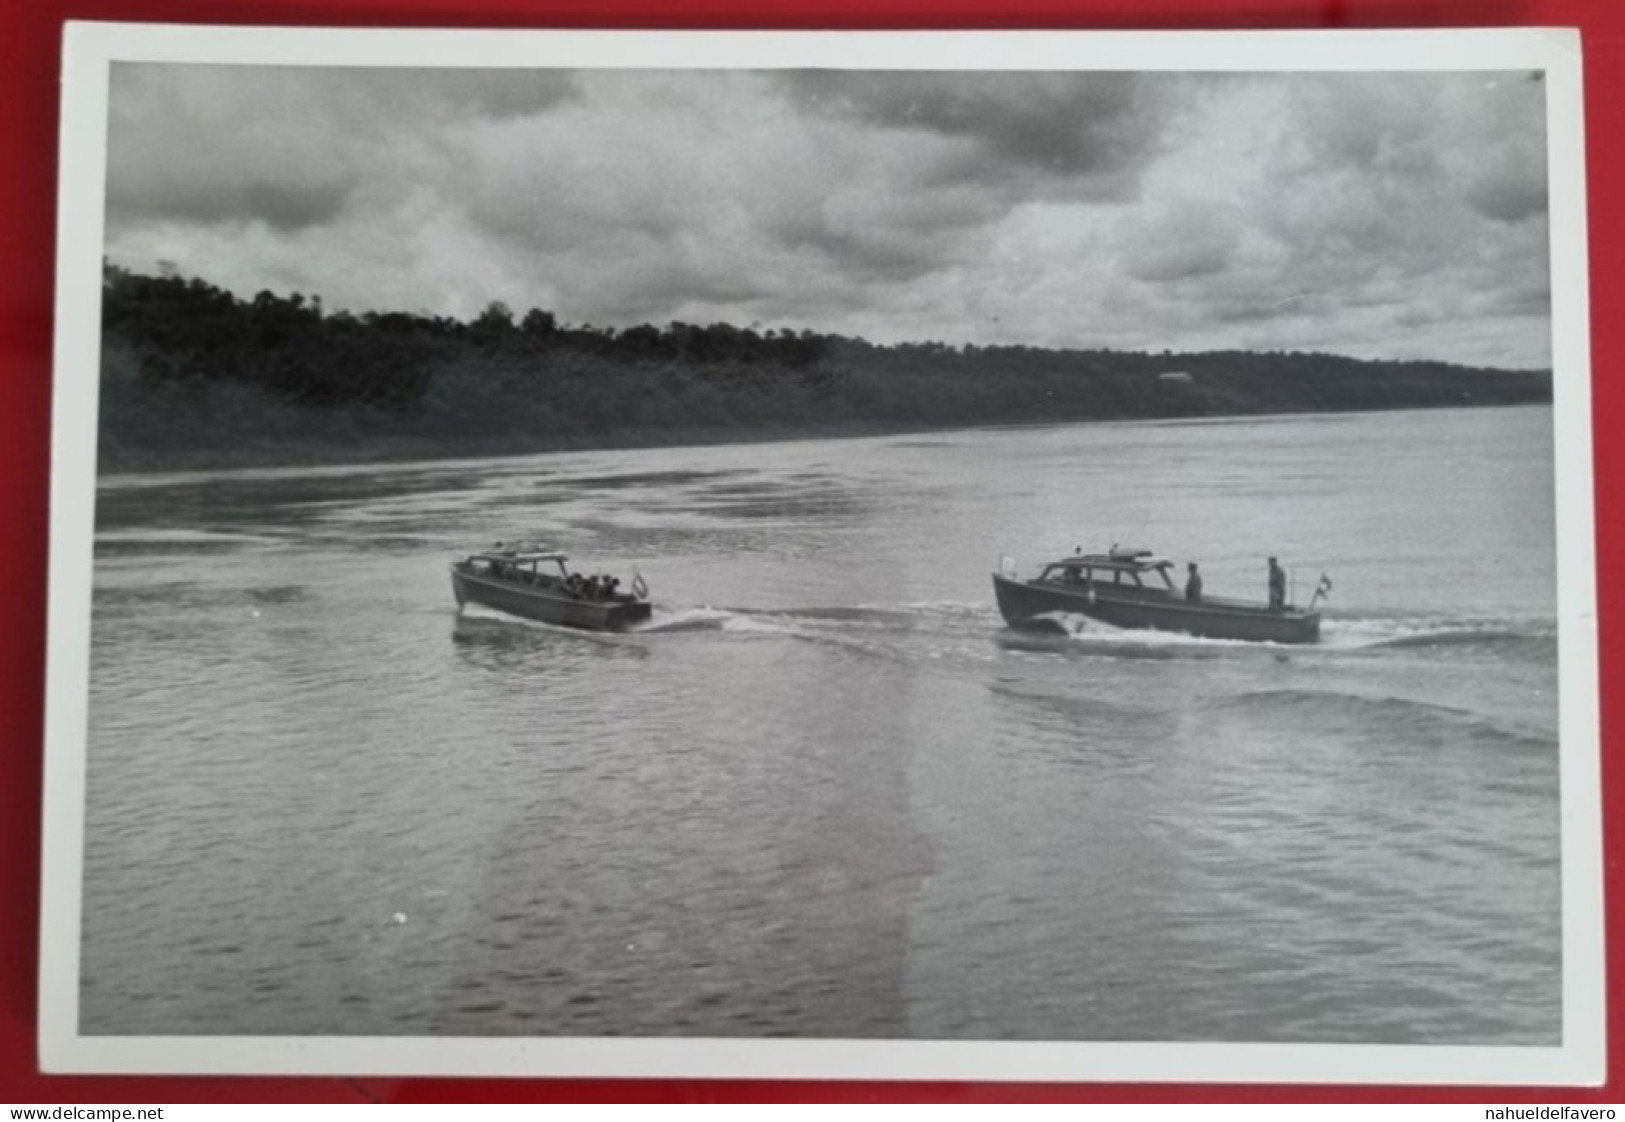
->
[484, 553, 628, 601]
[564, 571, 623, 602]
[486, 557, 622, 600]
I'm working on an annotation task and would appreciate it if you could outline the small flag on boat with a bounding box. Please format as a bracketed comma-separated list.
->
[1316, 573, 1333, 597]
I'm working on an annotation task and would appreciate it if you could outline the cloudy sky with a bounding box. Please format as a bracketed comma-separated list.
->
[104, 62, 1552, 369]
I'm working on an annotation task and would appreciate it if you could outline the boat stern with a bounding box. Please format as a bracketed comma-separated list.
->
[1300, 611, 1323, 644]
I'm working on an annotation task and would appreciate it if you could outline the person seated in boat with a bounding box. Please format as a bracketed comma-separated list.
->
[1267, 556, 1287, 610]
[565, 572, 584, 598]
[604, 576, 621, 599]
[1185, 562, 1203, 603]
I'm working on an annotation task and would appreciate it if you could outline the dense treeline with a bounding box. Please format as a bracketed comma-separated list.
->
[97, 264, 1553, 471]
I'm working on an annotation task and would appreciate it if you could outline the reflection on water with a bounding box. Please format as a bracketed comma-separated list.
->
[82, 406, 1561, 1044]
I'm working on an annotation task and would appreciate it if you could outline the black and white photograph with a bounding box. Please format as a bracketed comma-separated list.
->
[41, 25, 1602, 1083]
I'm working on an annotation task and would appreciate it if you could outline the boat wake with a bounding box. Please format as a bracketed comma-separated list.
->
[632, 605, 814, 635]
[1321, 615, 1556, 655]
[630, 606, 734, 634]
[463, 596, 1554, 665]
[996, 610, 1556, 662]
[638, 600, 996, 638]
[1001, 612, 1289, 657]
[629, 600, 1003, 672]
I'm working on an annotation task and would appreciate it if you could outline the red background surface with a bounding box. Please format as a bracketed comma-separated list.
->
[0, 0, 1617, 1104]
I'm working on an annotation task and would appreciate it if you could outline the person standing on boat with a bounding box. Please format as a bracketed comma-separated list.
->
[1267, 556, 1287, 610]
[1185, 562, 1203, 603]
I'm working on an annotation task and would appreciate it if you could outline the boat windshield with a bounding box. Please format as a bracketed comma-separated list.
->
[1038, 554, 1176, 590]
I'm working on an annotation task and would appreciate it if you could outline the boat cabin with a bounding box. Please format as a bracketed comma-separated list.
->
[1037, 548, 1177, 591]
[465, 547, 573, 585]
[452, 541, 652, 626]
[459, 542, 642, 604]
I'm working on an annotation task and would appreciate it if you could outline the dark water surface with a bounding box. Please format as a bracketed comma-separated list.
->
[82, 405, 1560, 1043]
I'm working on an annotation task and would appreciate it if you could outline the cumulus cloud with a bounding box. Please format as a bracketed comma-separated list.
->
[101, 63, 1556, 369]
[1240, 72, 1549, 363]
[106, 63, 579, 232]
[1114, 196, 1242, 284]
[779, 71, 1174, 185]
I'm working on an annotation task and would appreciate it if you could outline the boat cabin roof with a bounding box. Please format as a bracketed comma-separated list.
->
[470, 547, 567, 564]
[1045, 549, 1173, 573]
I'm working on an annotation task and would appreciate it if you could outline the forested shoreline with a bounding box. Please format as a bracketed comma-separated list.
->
[97, 266, 1553, 472]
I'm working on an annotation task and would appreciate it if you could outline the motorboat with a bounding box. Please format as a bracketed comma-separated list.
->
[451, 543, 651, 631]
[992, 546, 1324, 644]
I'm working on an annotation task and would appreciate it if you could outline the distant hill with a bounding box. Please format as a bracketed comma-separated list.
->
[96, 265, 1553, 472]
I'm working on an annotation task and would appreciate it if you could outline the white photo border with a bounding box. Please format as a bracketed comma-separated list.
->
[41, 22, 1603, 1085]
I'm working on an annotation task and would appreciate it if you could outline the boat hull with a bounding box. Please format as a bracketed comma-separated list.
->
[452, 566, 651, 632]
[992, 572, 1320, 644]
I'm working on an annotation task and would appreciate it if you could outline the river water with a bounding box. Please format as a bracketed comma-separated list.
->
[81, 404, 1561, 1044]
